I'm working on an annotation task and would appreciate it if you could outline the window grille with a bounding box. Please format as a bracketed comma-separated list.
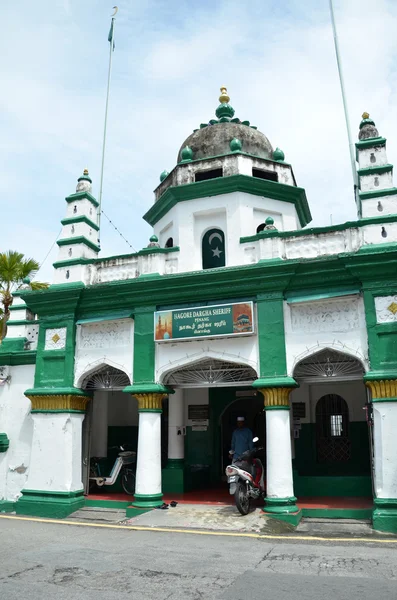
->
[316, 394, 351, 463]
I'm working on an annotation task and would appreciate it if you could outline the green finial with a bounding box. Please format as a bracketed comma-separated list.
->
[22, 277, 31, 284]
[160, 170, 169, 182]
[273, 147, 285, 162]
[230, 138, 242, 152]
[150, 234, 158, 243]
[215, 86, 235, 121]
[265, 217, 274, 226]
[78, 168, 92, 183]
[181, 146, 193, 162]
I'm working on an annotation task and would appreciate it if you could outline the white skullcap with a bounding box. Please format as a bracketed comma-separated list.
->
[237, 417, 245, 421]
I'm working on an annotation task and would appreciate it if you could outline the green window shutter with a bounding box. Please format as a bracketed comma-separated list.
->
[202, 228, 226, 269]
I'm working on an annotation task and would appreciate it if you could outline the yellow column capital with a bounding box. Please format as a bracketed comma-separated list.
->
[258, 387, 292, 409]
[365, 379, 397, 400]
[26, 394, 91, 413]
[133, 393, 166, 411]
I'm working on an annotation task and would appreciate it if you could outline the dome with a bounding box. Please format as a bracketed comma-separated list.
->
[177, 122, 273, 163]
[176, 87, 273, 163]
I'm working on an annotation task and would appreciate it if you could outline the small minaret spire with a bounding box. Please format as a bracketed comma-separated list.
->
[53, 169, 100, 284]
[356, 113, 397, 218]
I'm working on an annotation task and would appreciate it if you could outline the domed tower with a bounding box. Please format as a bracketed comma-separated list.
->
[356, 113, 397, 218]
[144, 88, 311, 272]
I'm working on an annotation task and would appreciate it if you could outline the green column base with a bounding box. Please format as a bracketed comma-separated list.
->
[16, 489, 85, 519]
[131, 492, 163, 508]
[372, 498, 397, 533]
[162, 460, 185, 493]
[263, 496, 302, 526]
[0, 500, 15, 513]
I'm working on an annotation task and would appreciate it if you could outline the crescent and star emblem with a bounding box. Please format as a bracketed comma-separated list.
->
[208, 231, 223, 258]
[111, 6, 118, 16]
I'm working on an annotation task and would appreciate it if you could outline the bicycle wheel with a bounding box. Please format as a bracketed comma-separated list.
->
[121, 469, 136, 495]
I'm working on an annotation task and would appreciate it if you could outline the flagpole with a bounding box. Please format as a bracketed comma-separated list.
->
[328, 0, 360, 213]
[97, 7, 117, 249]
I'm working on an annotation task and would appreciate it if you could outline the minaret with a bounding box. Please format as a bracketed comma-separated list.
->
[356, 113, 397, 218]
[53, 169, 100, 284]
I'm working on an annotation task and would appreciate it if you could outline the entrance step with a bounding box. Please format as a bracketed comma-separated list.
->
[68, 506, 126, 524]
[297, 517, 373, 537]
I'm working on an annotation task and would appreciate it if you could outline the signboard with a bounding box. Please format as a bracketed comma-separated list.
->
[292, 402, 306, 419]
[188, 405, 209, 421]
[154, 302, 254, 342]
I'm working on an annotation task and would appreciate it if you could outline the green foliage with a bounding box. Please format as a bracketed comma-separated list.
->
[0, 250, 49, 340]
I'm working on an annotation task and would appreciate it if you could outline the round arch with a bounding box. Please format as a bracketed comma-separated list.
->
[292, 346, 366, 382]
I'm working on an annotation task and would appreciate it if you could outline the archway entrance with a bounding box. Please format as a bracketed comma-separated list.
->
[291, 348, 372, 497]
[162, 357, 259, 491]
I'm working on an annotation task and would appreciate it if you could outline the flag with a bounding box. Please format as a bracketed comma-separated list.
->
[108, 19, 115, 50]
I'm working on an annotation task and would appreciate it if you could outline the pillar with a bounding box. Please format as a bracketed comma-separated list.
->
[167, 388, 185, 466]
[366, 379, 397, 533]
[132, 393, 165, 508]
[260, 387, 300, 522]
[162, 389, 185, 494]
[16, 393, 90, 518]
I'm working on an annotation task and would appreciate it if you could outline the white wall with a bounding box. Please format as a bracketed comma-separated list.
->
[0, 365, 34, 502]
[284, 296, 369, 377]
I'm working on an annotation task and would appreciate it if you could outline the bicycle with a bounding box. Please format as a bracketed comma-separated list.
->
[89, 445, 136, 495]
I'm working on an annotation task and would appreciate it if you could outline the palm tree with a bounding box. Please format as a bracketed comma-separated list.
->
[0, 251, 49, 340]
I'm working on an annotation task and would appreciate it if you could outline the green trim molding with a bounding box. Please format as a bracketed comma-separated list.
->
[9, 305, 27, 312]
[359, 187, 397, 200]
[131, 492, 163, 508]
[57, 236, 100, 253]
[144, 174, 312, 228]
[0, 501, 15, 513]
[357, 164, 393, 177]
[355, 137, 386, 160]
[61, 215, 100, 231]
[0, 433, 10, 452]
[373, 498, 397, 534]
[65, 190, 99, 208]
[7, 320, 39, 326]
[16, 489, 85, 518]
[0, 350, 36, 366]
[53, 258, 93, 269]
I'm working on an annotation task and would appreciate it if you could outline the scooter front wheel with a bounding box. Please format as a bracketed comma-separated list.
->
[121, 469, 136, 495]
[234, 481, 250, 515]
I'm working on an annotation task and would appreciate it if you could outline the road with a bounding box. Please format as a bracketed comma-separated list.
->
[1, 516, 397, 599]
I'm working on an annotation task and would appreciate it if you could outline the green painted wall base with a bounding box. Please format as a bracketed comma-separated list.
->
[131, 492, 163, 508]
[263, 509, 302, 527]
[0, 500, 15, 513]
[302, 507, 373, 520]
[293, 475, 372, 497]
[162, 464, 185, 493]
[125, 506, 152, 518]
[85, 498, 132, 509]
[16, 489, 85, 519]
[265, 496, 299, 514]
[372, 499, 397, 533]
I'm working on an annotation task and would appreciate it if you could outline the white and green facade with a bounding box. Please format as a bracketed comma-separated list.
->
[2, 91, 397, 531]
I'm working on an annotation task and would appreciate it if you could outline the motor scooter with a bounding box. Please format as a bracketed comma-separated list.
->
[225, 437, 265, 515]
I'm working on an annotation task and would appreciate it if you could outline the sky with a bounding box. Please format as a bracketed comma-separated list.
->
[1, 0, 397, 283]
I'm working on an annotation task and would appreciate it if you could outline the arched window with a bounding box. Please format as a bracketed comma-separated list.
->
[202, 228, 225, 269]
[256, 223, 266, 233]
[165, 237, 174, 248]
[316, 394, 351, 463]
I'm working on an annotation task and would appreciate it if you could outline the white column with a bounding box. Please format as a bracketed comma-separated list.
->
[167, 388, 185, 462]
[132, 393, 164, 508]
[266, 409, 294, 499]
[261, 386, 299, 516]
[23, 413, 85, 492]
[373, 403, 397, 498]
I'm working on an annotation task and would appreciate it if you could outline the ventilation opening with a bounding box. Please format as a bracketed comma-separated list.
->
[195, 168, 223, 182]
[165, 237, 174, 248]
[252, 168, 278, 182]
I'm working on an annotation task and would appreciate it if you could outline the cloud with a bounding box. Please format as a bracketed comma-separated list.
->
[1, 0, 397, 283]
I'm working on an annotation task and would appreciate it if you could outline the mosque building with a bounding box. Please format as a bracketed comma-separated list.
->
[1, 89, 397, 532]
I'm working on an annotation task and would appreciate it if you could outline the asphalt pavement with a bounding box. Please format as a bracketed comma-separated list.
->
[1, 515, 397, 599]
